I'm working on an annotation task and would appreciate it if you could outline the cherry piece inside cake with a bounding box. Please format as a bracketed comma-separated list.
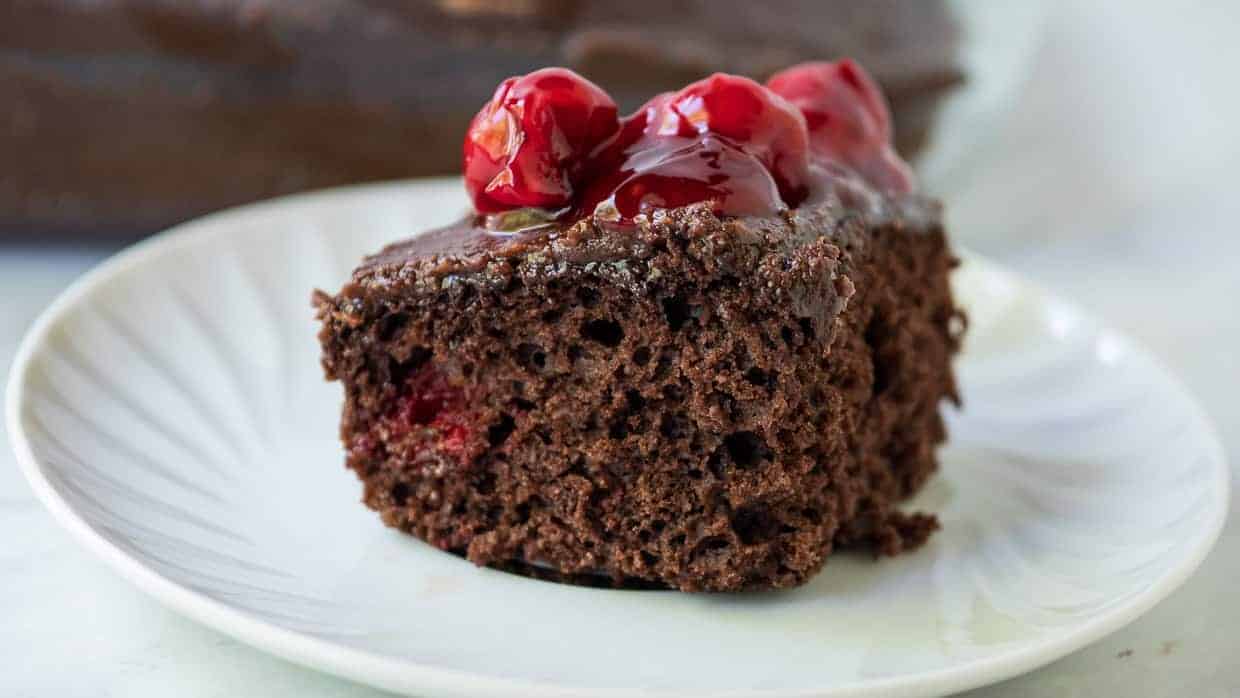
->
[315, 62, 963, 592]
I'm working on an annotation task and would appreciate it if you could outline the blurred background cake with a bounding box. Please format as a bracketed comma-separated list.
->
[1, 0, 970, 238]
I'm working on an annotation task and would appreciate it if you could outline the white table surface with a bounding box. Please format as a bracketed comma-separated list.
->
[3, 2, 1238, 696]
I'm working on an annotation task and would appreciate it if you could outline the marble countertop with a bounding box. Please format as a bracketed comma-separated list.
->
[3, 2, 1238, 696]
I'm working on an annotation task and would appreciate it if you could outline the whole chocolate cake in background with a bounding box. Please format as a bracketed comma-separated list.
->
[316, 61, 962, 591]
[1, 0, 961, 237]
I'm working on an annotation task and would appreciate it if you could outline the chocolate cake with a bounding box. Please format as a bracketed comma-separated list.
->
[316, 62, 962, 591]
[2, 0, 961, 237]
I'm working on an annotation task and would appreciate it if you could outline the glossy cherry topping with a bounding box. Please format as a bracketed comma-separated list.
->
[464, 68, 620, 213]
[575, 93, 784, 221]
[462, 62, 913, 224]
[581, 134, 786, 222]
[766, 60, 914, 194]
[575, 75, 812, 222]
[642, 74, 811, 205]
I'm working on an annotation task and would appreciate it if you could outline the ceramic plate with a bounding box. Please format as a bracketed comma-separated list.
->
[7, 179, 1228, 697]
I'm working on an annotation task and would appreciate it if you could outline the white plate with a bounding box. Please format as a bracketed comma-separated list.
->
[7, 179, 1228, 697]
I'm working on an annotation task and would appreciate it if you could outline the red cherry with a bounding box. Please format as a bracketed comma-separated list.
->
[385, 365, 472, 455]
[578, 132, 784, 221]
[575, 78, 808, 222]
[463, 68, 620, 213]
[648, 74, 811, 205]
[392, 366, 462, 427]
[766, 60, 914, 193]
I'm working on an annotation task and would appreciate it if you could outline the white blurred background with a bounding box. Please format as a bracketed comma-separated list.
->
[2, 2, 1239, 695]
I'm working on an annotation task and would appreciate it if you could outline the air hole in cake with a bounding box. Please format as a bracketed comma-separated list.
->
[576, 286, 601, 308]
[801, 507, 822, 524]
[487, 414, 515, 447]
[567, 344, 583, 362]
[632, 346, 652, 366]
[608, 420, 629, 440]
[659, 413, 684, 439]
[588, 488, 610, 512]
[405, 346, 432, 370]
[541, 309, 562, 323]
[517, 342, 546, 370]
[865, 317, 892, 394]
[515, 499, 536, 524]
[475, 472, 497, 495]
[662, 296, 691, 331]
[731, 504, 780, 545]
[692, 536, 731, 560]
[380, 353, 415, 386]
[581, 318, 624, 346]
[810, 388, 828, 406]
[461, 363, 474, 378]
[724, 431, 772, 468]
[640, 551, 660, 567]
[514, 398, 535, 411]
[836, 371, 859, 393]
[389, 482, 410, 506]
[653, 353, 674, 379]
[744, 367, 769, 387]
[625, 389, 646, 411]
[780, 326, 796, 346]
[662, 384, 684, 401]
[798, 317, 816, 341]
[377, 312, 410, 342]
[776, 428, 796, 451]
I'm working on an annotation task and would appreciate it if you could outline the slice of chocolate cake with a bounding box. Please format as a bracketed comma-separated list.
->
[316, 62, 962, 591]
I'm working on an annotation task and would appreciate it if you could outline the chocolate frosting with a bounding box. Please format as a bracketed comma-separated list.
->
[345, 180, 941, 320]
